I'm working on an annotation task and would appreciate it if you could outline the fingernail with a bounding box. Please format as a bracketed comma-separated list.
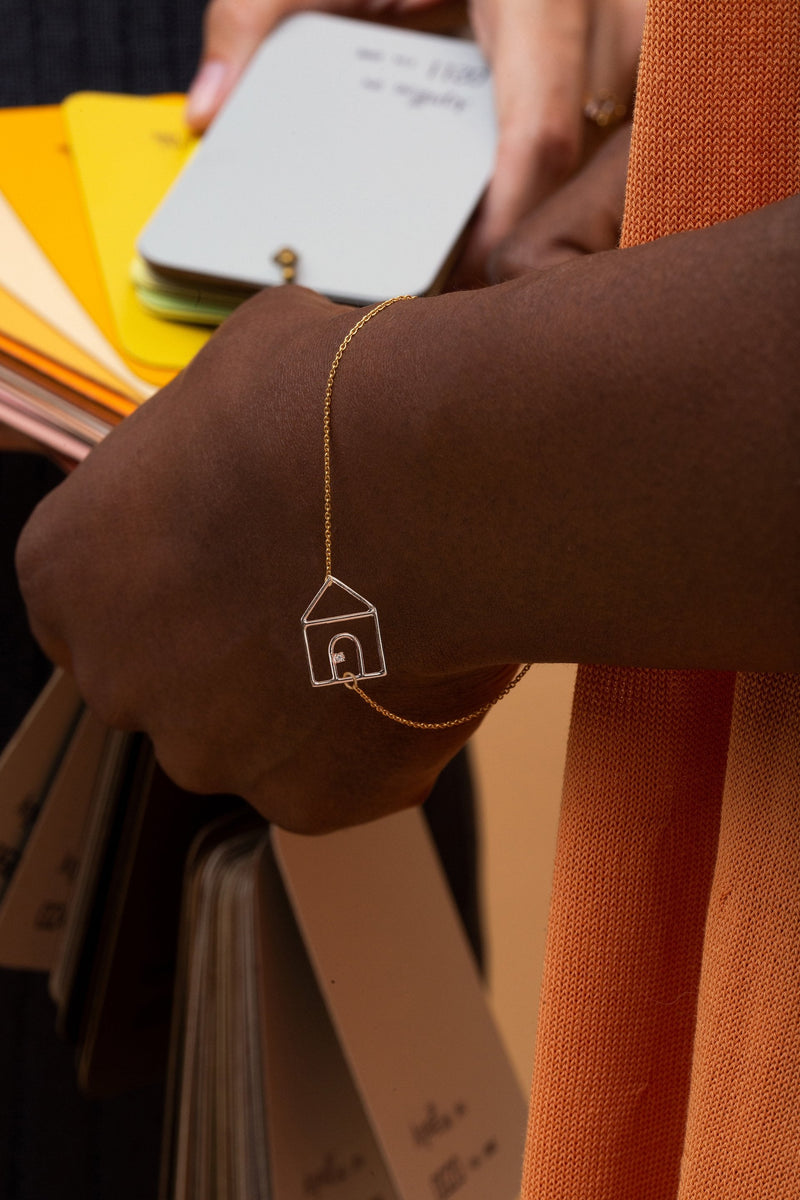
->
[185, 60, 228, 129]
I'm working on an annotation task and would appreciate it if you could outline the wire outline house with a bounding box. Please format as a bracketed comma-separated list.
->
[302, 576, 387, 686]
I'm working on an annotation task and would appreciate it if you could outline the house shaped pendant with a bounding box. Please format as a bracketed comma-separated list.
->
[302, 576, 388, 687]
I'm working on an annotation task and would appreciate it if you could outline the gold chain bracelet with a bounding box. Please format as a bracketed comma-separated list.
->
[300, 296, 531, 729]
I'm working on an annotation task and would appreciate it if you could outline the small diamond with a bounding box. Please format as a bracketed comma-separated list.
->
[333, 652, 346, 663]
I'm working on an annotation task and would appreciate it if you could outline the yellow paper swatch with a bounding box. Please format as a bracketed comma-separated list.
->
[63, 93, 210, 371]
[0, 105, 173, 391]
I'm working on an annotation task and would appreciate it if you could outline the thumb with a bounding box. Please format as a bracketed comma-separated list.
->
[186, 0, 286, 131]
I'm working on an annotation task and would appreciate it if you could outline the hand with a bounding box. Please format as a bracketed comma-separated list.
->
[185, 0, 646, 270]
[486, 118, 631, 280]
[465, 0, 644, 266]
[15, 287, 510, 833]
[184, 0, 444, 131]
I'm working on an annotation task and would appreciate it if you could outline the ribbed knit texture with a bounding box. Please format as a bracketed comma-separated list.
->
[522, 669, 735, 1198]
[679, 674, 800, 1197]
[522, 1, 800, 1196]
[623, 0, 800, 243]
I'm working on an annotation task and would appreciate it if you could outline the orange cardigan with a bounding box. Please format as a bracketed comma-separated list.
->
[521, 3, 800, 1197]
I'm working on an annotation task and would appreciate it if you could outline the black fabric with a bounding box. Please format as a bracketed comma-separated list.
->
[0, 969, 164, 1200]
[0, 455, 62, 748]
[0, 457, 166, 1200]
[425, 747, 483, 964]
[0, 0, 207, 107]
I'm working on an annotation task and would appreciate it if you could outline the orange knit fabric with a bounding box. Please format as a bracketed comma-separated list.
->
[522, 670, 734, 1199]
[679, 674, 800, 1197]
[623, 0, 800, 245]
[521, 1, 800, 1197]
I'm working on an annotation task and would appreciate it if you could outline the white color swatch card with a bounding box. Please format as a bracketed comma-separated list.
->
[271, 810, 527, 1200]
[139, 14, 497, 303]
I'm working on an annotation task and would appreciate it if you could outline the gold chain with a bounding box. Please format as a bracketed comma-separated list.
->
[324, 297, 412, 579]
[342, 665, 533, 730]
[322, 297, 532, 730]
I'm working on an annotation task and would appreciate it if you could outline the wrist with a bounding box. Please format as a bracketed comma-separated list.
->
[321, 285, 539, 682]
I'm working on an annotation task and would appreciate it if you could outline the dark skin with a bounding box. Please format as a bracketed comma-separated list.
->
[15, 151, 800, 833]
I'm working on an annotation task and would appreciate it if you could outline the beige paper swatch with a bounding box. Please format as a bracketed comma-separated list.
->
[0, 189, 152, 399]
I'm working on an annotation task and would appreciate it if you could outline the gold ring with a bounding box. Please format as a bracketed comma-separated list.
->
[583, 92, 627, 129]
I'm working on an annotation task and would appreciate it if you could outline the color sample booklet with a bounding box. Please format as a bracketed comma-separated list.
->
[163, 809, 526, 1200]
[63, 92, 209, 369]
[0, 691, 527, 1199]
[0, 15, 495, 458]
[140, 13, 496, 306]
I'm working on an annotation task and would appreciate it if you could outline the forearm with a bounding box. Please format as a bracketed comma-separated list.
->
[336, 194, 800, 673]
[16, 195, 798, 824]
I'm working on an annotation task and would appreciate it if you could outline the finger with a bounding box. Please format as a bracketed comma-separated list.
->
[465, 0, 591, 269]
[487, 120, 631, 281]
[187, 0, 453, 131]
[586, 0, 647, 94]
[582, 0, 645, 141]
[186, 0, 292, 131]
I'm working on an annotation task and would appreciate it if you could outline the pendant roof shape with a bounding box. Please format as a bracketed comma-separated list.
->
[302, 576, 376, 624]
